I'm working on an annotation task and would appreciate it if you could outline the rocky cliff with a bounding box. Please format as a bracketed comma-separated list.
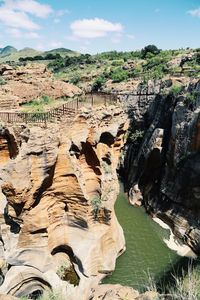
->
[0, 105, 128, 299]
[122, 78, 200, 254]
[0, 64, 81, 110]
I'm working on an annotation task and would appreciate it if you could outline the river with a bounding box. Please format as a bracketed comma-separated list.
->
[103, 184, 189, 291]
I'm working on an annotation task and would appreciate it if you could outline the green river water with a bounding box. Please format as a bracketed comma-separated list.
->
[103, 185, 184, 291]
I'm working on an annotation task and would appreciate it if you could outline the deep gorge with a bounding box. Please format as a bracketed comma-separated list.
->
[0, 79, 200, 299]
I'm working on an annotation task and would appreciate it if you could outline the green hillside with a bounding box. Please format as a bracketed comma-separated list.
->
[0, 46, 78, 63]
[44, 48, 79, 57]
[0, 46, 17, 57]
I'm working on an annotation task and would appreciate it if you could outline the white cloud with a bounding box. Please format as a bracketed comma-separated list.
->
[7, 28, 22, 38]
[70, 18, 123, 39]
[188, 7, 200, 18]
[0, 0, 53, 31]
[7, 27, 40, 38]
[0, 7, 40, 29]
[3, 0, 53, 18]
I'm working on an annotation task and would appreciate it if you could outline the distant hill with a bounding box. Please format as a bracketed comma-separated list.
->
[44, 48, 79, 57]
[0, 45, 79, 63]
[0, 46, 17, 57]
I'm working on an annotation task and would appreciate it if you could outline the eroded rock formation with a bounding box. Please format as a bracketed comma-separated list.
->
[0, 105, 128, 299]
[123, 78, 200, 255]
[0, 64, 81, 110]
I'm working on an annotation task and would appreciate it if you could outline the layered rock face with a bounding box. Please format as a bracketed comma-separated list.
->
[0, 64, 81, 110]
[123, 78, 200, 254]
[0, 105, 128, 299]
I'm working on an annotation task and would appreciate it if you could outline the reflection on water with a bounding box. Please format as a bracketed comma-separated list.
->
[103, 184, 182, 291]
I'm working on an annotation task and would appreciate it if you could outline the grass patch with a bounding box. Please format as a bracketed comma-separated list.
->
[20, 95, 70, 113]
[38, 291, 64, 300]
[144, 261, 200, 300]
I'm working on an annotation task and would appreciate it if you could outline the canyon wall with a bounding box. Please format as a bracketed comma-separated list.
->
[123, 78, 200, 254]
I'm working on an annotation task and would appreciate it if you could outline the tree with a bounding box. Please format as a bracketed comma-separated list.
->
[141, 45, 161, 59]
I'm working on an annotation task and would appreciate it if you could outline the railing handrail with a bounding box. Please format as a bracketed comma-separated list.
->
[0, 92, 163, 125]
[0, 92, 118, 125]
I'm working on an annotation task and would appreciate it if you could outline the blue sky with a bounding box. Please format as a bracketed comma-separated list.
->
[0, 0, 200, 53]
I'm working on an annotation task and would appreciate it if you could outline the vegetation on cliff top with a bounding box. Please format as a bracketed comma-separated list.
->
[45, 46, 200, 89]
[2, 45, 200, 91]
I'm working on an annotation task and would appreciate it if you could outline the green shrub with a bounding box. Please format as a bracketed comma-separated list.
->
[39, 291, 64, 300]
[0, 77, 6, 85]
[128, 130, 144, 142]
[111, 68, 128, 83]
[56, 260, 79, 286]
[92, 76, 106, 91]
[91, 195, 101, 220]
[41, 95, 51, 104]
[69, 73, 80, 85]
[185, 91, 199, 105]
[129, 65, 143, 78]
[101, 160, 112, 174]
[111, 59, 124, 66]
[169, 84, 183, 96]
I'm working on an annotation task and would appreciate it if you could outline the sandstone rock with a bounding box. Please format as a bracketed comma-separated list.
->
[91, 284, 160, 300]
[91, 284, 139, 300]
[0, 295, 18, 300]
[0, 64, 81, 110]
[0, 105, 128, 298]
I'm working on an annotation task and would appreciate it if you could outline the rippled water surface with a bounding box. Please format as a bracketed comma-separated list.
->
[103, 185, 181, 291]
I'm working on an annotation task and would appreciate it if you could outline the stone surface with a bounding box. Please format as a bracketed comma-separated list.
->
[91, 284, 160, 300]
[123, 78, 200, 255]
[0, 64, 81, 110]
[0, 105, 128, 299]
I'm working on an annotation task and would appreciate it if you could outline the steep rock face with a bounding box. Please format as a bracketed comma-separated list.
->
[123, 79, 200, 254]
[0, 126, 18, 166]
[0, 106, 128, 299]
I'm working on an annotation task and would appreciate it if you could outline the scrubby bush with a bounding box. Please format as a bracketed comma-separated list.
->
[91, 196, 101, 220]
[111, 68, 128, 83]
[69, 73, 80, 85]
[168, 264, 200, 300]
[111, 59, 124, 66]
[92, 75, 106, 91]
[0, 76, 6, 85]
[169, 84, 183, 96]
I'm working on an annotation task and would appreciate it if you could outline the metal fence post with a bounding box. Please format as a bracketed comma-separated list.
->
[77, 97, 79, 110]
[91, 93, 94, 107]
